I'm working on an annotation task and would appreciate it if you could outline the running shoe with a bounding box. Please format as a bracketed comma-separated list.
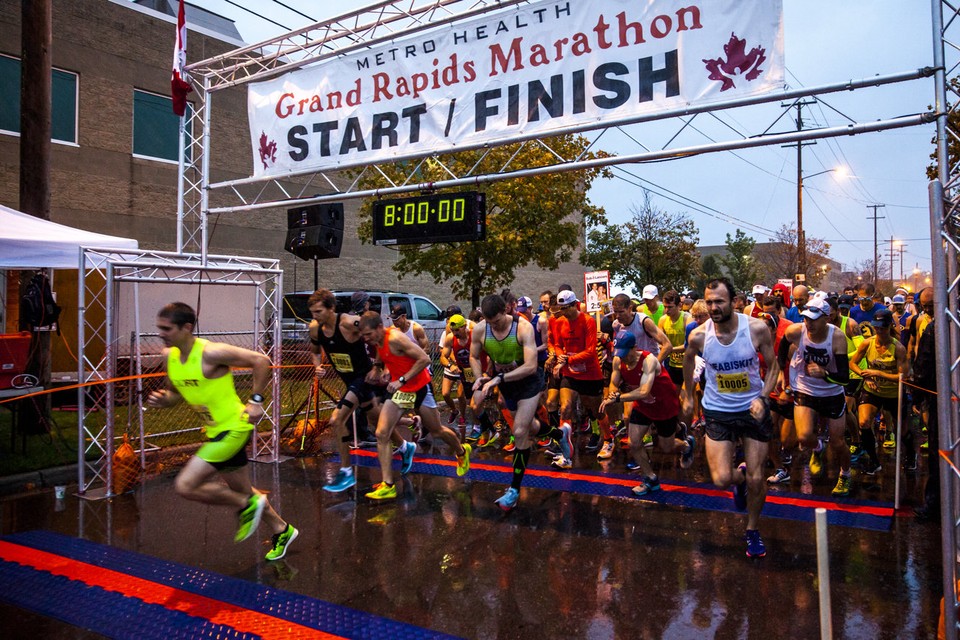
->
[458, 414, 467, 428]
[849, 446, 865, 464]
[579, 417, 592, 433]
[551, 456, 572, 470]
[494, 487, 520, 511]
[323, 469, 356, 493]
[808, 449, 824, 478]
[456, 443, 472, 476]
[643, 433, 654, 448]
[503, 437, 516, 453]
[732, 462, 747, 511]
[447, 410, 459, 425]
[745, 529, 766, 558]
[235, 494, 266, 542]
[477, 431, 490, 447]
[558, 424, 573, 461]
[482, 431, 501, 449]
[766, 468, 790, 484]
[904, 453, 918, 472]
[400, 440, 416, 475]
[537, 437, 552, 448]
[265, 524, 298, 561]
[921, 440, 929, 450]
[831, 474, 851, 497]
[680, 434, 696, 470]
[624, 460, 641, 473]
[365, 482, 397, 500]
[465, 426, 482, 443]
[781, 452, 793, 466]
[862, 460, 882, 476]
[632, 476, 661, 496]
[357, 434, 378, 449]
[883, 433, 896, 449]
[597, 440, 615, 460]
[584, 433, 601, 452]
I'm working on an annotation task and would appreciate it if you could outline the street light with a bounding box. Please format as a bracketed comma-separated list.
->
[797, 167, 845, 279]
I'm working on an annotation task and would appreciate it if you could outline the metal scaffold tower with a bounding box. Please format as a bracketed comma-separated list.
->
[932, 2, 960, 638]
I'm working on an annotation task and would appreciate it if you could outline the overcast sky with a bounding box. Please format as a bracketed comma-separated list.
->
[188, 0, 939, 279]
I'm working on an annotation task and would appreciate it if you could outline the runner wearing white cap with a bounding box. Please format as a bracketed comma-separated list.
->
[780, 295, 853, 496]
[640, 285, 664, 326]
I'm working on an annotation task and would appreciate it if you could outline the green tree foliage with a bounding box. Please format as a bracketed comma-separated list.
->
[693, 254, 722, 293]
[719, 229, 759, 293]
[355, 136, 610, 308]
[583, 190, 700, 292]
[926, 77, 960, 181]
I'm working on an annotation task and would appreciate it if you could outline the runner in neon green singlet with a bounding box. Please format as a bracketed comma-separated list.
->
[147, 302, 297, 561]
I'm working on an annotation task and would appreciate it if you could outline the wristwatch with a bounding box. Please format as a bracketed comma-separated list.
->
[250, 393, 265, 404]
[398, 376, 406, 385]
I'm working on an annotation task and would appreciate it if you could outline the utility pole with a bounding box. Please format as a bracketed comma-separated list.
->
[782, 99, 817, 280]
[898, 243, 907, 282]
[20, 0, 53, 427]
[867, 204, 886, 284]
[888, 237, 896, 290]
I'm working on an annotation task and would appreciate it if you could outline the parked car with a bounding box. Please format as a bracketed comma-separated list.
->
[280, 290, 448, 343]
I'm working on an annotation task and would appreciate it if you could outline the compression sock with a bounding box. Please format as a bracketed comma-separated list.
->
[511, 447, 531, 490]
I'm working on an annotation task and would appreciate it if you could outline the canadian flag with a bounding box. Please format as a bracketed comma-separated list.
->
[171, 0, 191, 116]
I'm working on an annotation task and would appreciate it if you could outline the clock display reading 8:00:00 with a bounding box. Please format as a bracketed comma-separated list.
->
[381, 198, 466, 227]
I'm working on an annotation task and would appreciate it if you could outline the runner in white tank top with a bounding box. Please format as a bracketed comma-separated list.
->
[683, 279, 779, 559]
[780, 294, 852, 497]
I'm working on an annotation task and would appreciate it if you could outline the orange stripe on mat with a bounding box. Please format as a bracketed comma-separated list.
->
[0, 541, 341, 640]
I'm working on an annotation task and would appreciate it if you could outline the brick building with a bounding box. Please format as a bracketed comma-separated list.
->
[0, 0, 590, 353]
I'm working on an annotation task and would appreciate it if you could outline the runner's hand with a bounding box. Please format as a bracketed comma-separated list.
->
[245, 401, 264, 421]
[146, 390, 173, 408]
[749, 397, 767, 421]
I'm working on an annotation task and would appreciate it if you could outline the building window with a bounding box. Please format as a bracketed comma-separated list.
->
[133, 89, 189, 162]
[0, 54, 78, 144]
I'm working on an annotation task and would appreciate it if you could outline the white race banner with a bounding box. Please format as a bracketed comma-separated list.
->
[248, 0, 783, 177]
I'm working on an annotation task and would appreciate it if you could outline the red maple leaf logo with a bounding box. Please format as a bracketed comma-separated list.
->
[258, 131, 277, 169]
[703, 33, 767, 92]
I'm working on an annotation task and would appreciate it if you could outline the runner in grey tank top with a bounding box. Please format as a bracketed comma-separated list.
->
[780, 295, 852, 498]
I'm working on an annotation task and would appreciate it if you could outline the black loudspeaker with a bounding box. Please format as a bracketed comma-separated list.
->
[285, 225, 343, 260]
[287, 203, 344, 230]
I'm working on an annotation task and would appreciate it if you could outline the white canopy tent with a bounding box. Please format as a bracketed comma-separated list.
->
[0, 204, 139, 268]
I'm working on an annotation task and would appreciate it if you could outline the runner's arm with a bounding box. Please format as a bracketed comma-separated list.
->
[646, 316, 673, 364]
[618, 355, 659, 403]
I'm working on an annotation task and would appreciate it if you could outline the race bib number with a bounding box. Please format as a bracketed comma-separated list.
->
[392, 390, 417, 409]
[329, 353, 354, 373]
[463, 368, 476, 383]
[716, 372, 751, 394]
[190, 404, 215, 426]
[669, 352, 684, 367]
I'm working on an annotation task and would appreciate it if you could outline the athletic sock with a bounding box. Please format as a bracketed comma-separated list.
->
[548, 410, 560, 428]
[860, 428, 879, 465]
[591, 419, 600, 435]
[536, 422, 563, 441]
[511, 448, 531, 490]
[478, 411, 494, 431]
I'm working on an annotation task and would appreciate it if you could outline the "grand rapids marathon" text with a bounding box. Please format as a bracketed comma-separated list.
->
[280, 4, 701, 161]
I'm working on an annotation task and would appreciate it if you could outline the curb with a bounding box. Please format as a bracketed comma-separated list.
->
[0, 464, 78, 497]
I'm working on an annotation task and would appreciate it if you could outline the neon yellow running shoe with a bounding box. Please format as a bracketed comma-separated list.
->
[365, 482, 397, 500]
[456, 443, 472, 476]
[832, 475, 851, 497]
[265, 524, 298, 561]
[235, 494, 266, 542]
[809, 450, 823, 478]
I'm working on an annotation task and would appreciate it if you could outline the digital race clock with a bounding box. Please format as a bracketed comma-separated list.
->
[372, 191, 486, 246]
